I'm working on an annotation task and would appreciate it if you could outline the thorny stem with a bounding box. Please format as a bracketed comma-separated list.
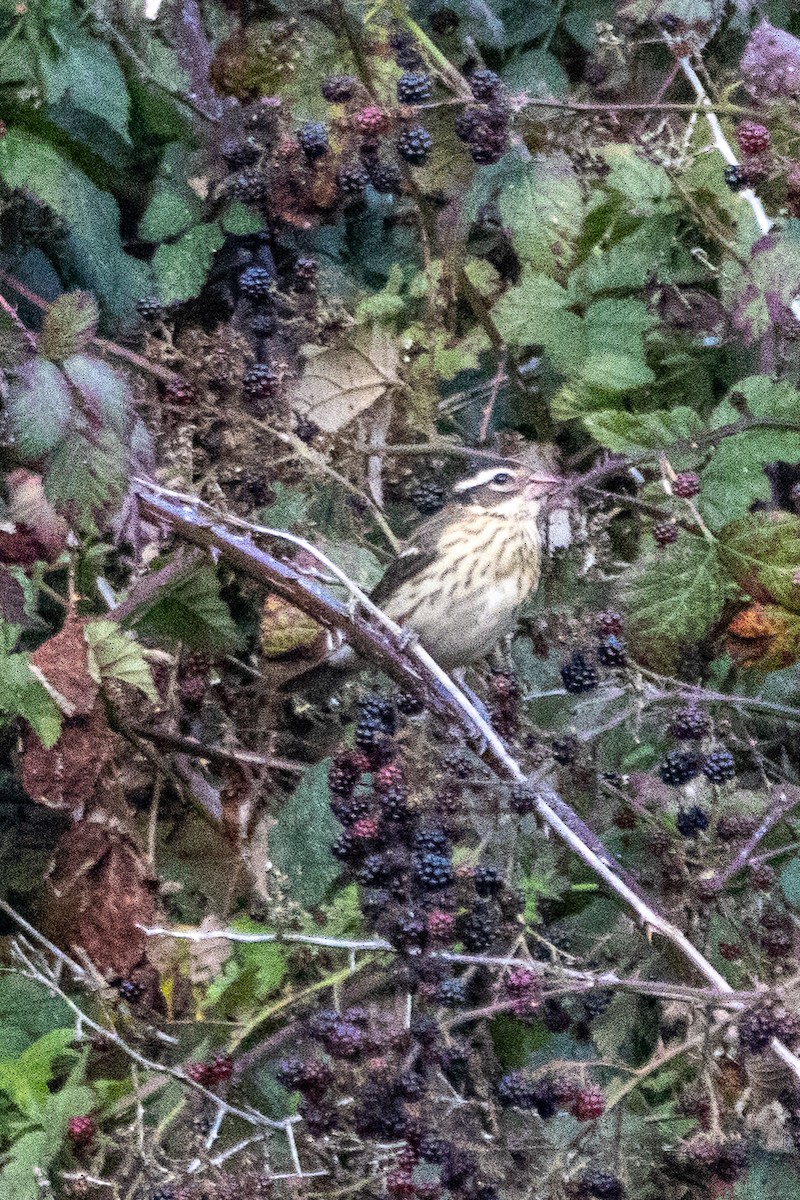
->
[131, 483, 800, 1084]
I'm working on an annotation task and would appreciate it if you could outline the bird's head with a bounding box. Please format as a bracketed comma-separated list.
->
[451, 460, 561, 514]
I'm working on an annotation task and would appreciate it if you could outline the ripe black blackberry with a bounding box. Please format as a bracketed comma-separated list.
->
[396, 689, 424, 715]
[541, 998, 571, 1032]
[294, 416, 319, 442]
[388, 28, 424, 69]
[357, 852, 393, 885]
[230, 169, 269, 204]
[408, 479, 445, 513]
[469, 68, 502, 101]
[676, 805, 709, 837]
[579, 1170, 625, 1200]
[242, 363, 279, 399]
[330, 792, 371, 825]
[331, 829, 359, 862]
[397, 126, 433, 165]
[397, 72, 433, 104]
[321, 74, 357, 103]
[437, 977, 467, 1006]
[393, 908, 428, 951]
[702, 749, 736, 783]
[149, 1189, 176, 1200]
[221, 136, 259, 168]
[277, 1057, 333, 1097]
[597, 635, 626, 667]
[430, 6, 459, 33]
[497, 1070, 537, 1109]
[560, 651, 599, 694]
[724, 164, 743, 191]
[336, 162, 370, 201]
[454, 108, 482, 142]
[328, 750, 369, 797]
[137, 296, 164, 319]
[366, 158, 403, 195]
[238, 265, 273, 300]
[474, 863, 503, 897]
[298, 122, 329, 159]
[377, 784, 410, 821]
[361, 886, 392, 917]
[551, 735, 577, 766]
[468, 125, 508, 165]
[356, 693, 396, 744]
[458, 902, 496, 950]
[118, 978, 145, 1002]
[509, 782, 537, 815]
[660, 749, 700, 786]
[413, 851, 453, 889]
[670, 707, 709, 740]
[739, 1005, 786, 1053]
[320, 1019, 364, 1058]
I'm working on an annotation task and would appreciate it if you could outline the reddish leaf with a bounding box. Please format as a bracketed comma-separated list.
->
[29, 614, 98, 716]
[725, 602, 800, 670]
[22, 704, 118, 815]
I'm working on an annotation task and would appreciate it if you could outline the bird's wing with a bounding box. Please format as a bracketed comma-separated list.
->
[369, 510, 451, 605]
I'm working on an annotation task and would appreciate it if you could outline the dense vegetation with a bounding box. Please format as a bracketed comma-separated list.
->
[6, 0, 800, 1197]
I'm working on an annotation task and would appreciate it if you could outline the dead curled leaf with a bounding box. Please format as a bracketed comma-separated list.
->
[289, 326, 400, 433]
[22, 704, 119, 816]
[47, 820, 157, 977]
[28, 613, 98, 717]
[725, 602, 800, 670]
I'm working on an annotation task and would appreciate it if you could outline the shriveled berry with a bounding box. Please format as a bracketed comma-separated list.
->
[242, 363, 279, 399]
[702, 749, 736, 784]
[597, 635, 626, 667]
[660, 749, 700, 786]
[613, 806, 637, 829]
[397, 72, 433, 104]
[724, 164, 743, 191]
[469, 68, 502, 100]
[67, 1116, 95, 1147]
[389, 27, 424, 69]
[652, 520, 678, 546]
[397, 126, 433, 165]
[736, 121, 770, 155]
[230, 168, 269, 204]
[552, 735, 577, 765]
[239, 265, 273, 299]
[676, 805, 709, 837]
[293, 255, 317, 288]
[321, 74, 357, 103]
[571, 1085, 605, 1120]
[221, 136, 259, 168]
[509, 783, 537, 815]
[672, 471, 700, 498]
[560, 651, 599, 694]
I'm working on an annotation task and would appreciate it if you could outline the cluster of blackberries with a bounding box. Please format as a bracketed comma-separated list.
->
[675, 1134, 749, 1185]
[497, 1069, 605, 1120]
[184, 1052, 234, 1087]
[738, 1003, 800, 1054]
[722, 121, 773, 194]
[659, 747, 736, 789]
[453, 72, 510, 165]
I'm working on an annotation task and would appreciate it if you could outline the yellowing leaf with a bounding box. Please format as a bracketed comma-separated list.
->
[84, 619, 158, 700]
[289, 327, 399, 433]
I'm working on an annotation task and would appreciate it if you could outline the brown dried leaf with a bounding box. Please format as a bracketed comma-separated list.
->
[48, 821, 156, 976]
[28, 614, 97, 717]
[289, 327, 400, 433]
[22, 704, 118, 816]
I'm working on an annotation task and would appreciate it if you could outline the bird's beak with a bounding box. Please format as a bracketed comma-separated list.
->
[524, 472, 562, 498]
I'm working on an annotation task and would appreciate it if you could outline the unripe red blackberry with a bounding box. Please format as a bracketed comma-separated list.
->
[718, 941, 742, 960]
[354, 105, 389, 135]
[670, 706, 709, 740]
[676, 805, 709, 837]
[672, 471, 700, 498]
[736, 121, 770, 155]
[560, 651, 599, 694]
[67, 1116, 95, 1147]
[595, 610, 623, 636]
[185, 1061, 211, 1084]
[321, 74, 357, 103]
[297, 122, 329, 159]
[427, 908, 455, 939]
[469, 68, 502, 100]
[397, 126, 433, 164]
[397, 72, 433, 104]
[351, 815, 379, 840]
[164, 378, 195, 406]
[660, 750, 700, 787]
[238, 265, 273, 299]
[571, 1084, 605, 1120]
[505, 966, 538, 996]
[242, 363, 279, 400]
[207, 1052, 233, 1083]
[652, 520, 678, 546]
[702, 749, 735, 783]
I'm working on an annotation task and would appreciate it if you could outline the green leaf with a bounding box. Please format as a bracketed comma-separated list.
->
[491, 272, 585, 372]
[39, 293, 98, 363]
[717, 513, 800, 614]
[44, 429, 127, 531]
[0, 1131, 49, 1200]
[0, 130, 149, 316]
[579, 217, 698, 294]
[40, 33, 130, 142]
[497, 154, 584, 272]
[84, 620, 158, 701]
[230, 920, 288, 997]
[0, 655, 63, 748]
[270, 760, 340, 908]
[603, 146, 675, 214]
[5, 359, 72, 458]
[133, 564, 242, 652]
[139, 186, 200, 242]
[502, 48, 568, 95]
[700, 431, 800, 530]
[0, 1028, 76, 1116]
[735, 1152, 800, 1199]
[62, 354, 131, 439]
[625, 539, 730, 671]
[780, 857, 800, 908]
[583, 406, 702, 452]
[579, 351, 655, 391]
[152, 222, 225, 303]
[222, 202, 264, 235]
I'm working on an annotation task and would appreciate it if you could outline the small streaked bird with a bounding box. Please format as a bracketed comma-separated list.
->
[370, 459, 561, 670]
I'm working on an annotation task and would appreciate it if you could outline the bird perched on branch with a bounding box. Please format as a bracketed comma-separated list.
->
[369, 458, 561, 670]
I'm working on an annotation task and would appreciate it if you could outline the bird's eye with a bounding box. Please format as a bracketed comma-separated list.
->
[492, 471, 513, 485]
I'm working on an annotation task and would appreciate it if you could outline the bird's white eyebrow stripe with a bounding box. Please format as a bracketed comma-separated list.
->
[453, 466, 516, 492]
